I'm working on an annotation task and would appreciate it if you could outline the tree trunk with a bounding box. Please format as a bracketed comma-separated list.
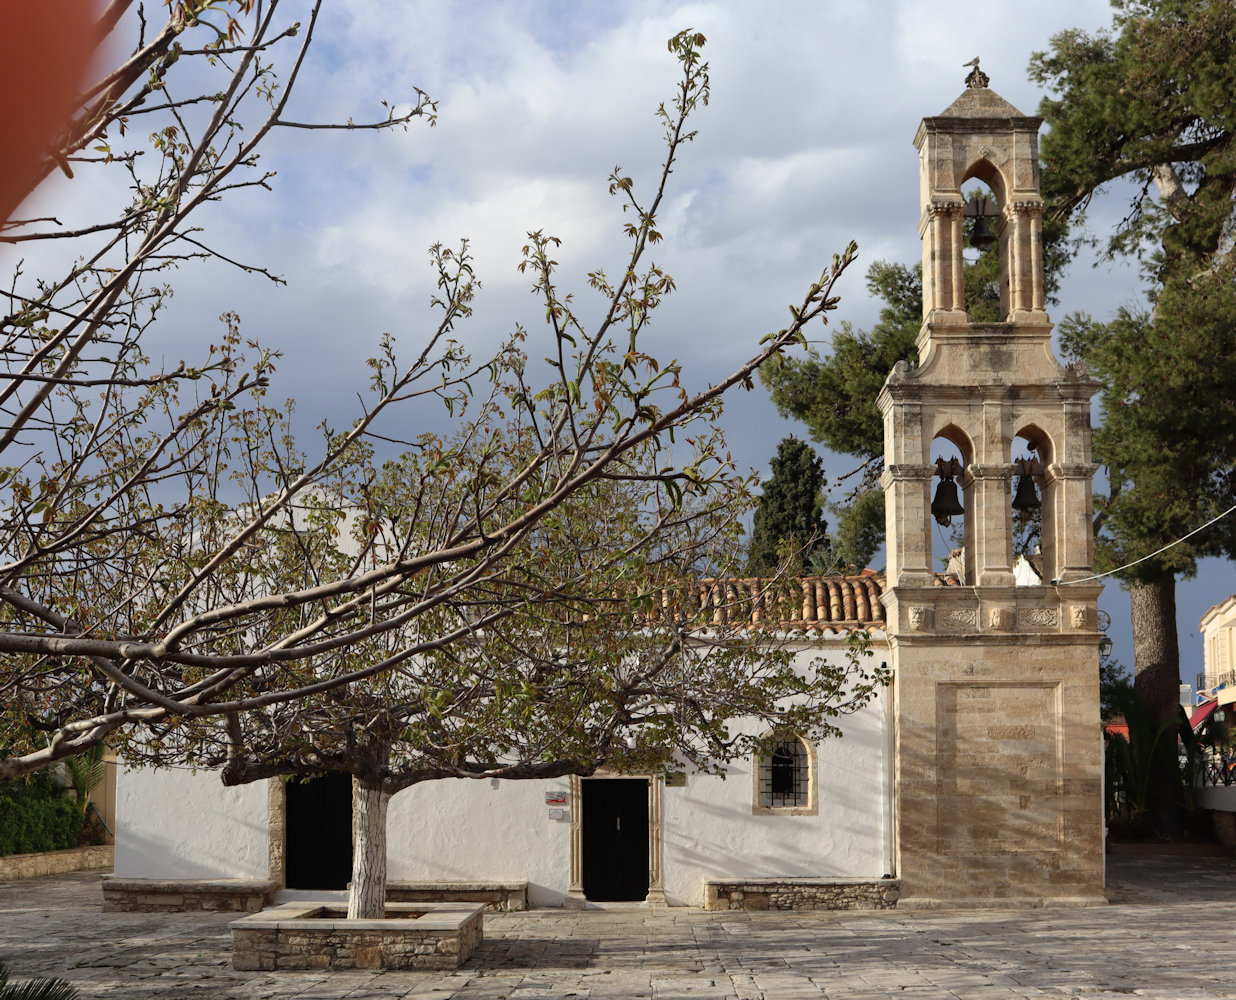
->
[1129, 574, 1183, 836]
[347, 777, 390, 919]
[1130, 575, 1181, 722]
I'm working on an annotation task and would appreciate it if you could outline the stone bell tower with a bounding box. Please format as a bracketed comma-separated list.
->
[877, 68, 1104, 907]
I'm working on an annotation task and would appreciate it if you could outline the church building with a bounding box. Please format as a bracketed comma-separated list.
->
[108, 74, 1105, 913]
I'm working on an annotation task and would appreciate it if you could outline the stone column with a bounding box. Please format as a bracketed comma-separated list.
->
[646, 779, 667, 907]
[565, 775, 586, 908]
[969, 463, 1015, 587]
[268, 779, 286, 888]
[996, 212, 1011, 320]
[1006, 200, 1047, 318]
[948, 204, 966, 313]
[921, 201, 966, 319]
[883, 463, 935, 586]
[1045, 463, 1097, 583]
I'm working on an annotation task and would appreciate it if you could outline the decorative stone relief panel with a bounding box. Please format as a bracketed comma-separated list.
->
[941, 608, 977, 629]
[908, 606, 933, 631]
[935, 682, 1063, 855]
[1018, 608, 1058, 628]
[1070, 605, 1090, 629]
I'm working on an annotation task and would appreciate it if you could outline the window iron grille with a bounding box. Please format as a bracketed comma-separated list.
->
[760, 736, 809, 808]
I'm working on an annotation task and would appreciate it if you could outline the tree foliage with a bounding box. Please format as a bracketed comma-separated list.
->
[760, 261, 920, 465]
[0, 14, 862, 781]
[121, 432, 887, 918]
[70, 25, 889, 919]
[1032, 0, 1236, 724]
[757, 261, 919, 571]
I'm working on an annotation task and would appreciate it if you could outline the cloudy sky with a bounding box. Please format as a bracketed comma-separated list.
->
[13, 0, 1229, 681]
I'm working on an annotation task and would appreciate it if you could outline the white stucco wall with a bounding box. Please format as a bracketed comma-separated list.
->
[386, 777, 574, 908]
[114, 638, 891, 904]
[662, 681, 889, 903]
[114, 765, 270, 878]
[384, 640, 891, 907]
[659, 641, 890, 904]
[1197, 785, 1236, 813]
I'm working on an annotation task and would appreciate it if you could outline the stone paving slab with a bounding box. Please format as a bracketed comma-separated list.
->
[3, 854, 1236, 998]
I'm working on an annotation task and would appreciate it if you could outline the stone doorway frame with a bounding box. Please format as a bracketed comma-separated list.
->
[566, 772, 666, 907]
[267, 776, 358, 890]
[268, 779, 286, 888]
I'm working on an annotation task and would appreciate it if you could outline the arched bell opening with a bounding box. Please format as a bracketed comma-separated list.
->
[959, 175, 1005, 323]
[1011, 426, 1054, 585]
[929, 429, 972, 583]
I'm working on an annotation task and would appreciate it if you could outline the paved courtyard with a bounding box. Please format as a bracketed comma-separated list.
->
[3, 854, 1236, 999]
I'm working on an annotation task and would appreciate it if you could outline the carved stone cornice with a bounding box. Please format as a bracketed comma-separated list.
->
[884, 464, 934, 482]
[1043, 462, 1101, 481]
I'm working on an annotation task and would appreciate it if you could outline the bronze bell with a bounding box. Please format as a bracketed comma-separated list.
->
[1012, 456, 1041, 517]
[931, 477, 964, 526]
[1012, 473, 1041, 515]
[931, 456, 965, 526]
[970, 214, 996, 253]
[966, 195, 998, 253]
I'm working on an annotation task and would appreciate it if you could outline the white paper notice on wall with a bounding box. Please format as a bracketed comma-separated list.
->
[544, 790, 568, 805]
[547, 808, 566, 821]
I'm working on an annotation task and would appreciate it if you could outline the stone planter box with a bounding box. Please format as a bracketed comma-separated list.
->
[703, 876, 901, 911]
[230, 901, 484, 971]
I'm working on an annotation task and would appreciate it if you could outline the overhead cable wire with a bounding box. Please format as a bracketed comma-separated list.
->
[1052, 498, 1236, 586]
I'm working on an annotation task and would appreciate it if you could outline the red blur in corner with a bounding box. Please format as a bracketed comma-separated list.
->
[0, 1, 106, 223]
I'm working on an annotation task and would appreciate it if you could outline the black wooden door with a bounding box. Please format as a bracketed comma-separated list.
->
[285, 772, 353, 890]
[581, 778, 649, 901]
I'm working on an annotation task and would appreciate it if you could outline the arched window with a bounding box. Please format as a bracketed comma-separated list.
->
[961, 181, 1003, 322]
[1012, 427, 1053, 583]
[930, 431, 970, 582]
[753, 735, 816, 815]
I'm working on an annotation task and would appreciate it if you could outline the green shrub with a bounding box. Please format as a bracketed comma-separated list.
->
[0, 773, 83, 857]
[0, 960, 79, 999]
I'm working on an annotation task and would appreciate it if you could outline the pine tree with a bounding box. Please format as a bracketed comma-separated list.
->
[1031, 0, 1236, 725]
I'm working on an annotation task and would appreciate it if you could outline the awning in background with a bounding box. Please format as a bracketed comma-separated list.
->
[1189, 700, 1218, 730]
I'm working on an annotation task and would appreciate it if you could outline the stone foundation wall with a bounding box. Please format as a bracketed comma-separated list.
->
[0, 845, 112, 882]
[703, 877, 900, 911]
[102, 877, 276, 912]
[231, 902, 483, 971]
[1214, 810, 1236, 851]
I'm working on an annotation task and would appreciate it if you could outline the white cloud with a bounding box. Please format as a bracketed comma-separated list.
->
[11, 0, 1175, 665]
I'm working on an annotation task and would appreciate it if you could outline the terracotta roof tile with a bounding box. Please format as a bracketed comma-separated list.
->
[642, 575, 887, 632]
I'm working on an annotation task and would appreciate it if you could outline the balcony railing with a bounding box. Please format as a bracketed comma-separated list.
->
[1198, 745, 1236, 788]
[1197, 670, 1236, 698]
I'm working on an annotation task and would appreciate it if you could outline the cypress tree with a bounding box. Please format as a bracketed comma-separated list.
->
[746, 438, 830, 575]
